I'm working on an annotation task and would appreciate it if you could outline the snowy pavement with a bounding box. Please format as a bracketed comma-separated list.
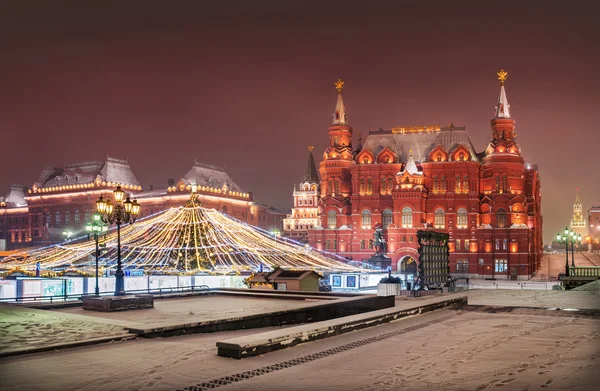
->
[466, 289, 600, 310]
[0, 306, 598, 391]
[53, 295, 323, 329]
[0, 290, 599, 390]
[0, 304, 130, 356]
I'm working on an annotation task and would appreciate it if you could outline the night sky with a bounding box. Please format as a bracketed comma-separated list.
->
[0, 1, 598, 244]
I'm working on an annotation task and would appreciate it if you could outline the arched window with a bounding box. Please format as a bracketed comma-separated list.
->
[402, 207, 413, 228]
[55, 211, 61, 225]
[382, 209, 393, 229]
[380, 177, 386, 194]
[327, 210, 337, 229]
[496, 208, 507, 228]
[45, 213, 51, 226]
[434, 208, 445, 229]
[328, 179, 334, 195]
[457, 208, 468, 228]
[359, 177, 365, 195]
[84, 209, 90, 223]
[334, 179, 340, 196]
[74, 209, 80, 223]
[361, 210, 372, 229]
[222, 206, 228, 214]
[387, 176, 394, 193]
[367, 178, 373, 195]
[64, 210, 70, 224]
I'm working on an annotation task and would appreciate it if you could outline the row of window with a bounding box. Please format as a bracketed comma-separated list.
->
[45, 209, 90, 226]
[296, 198, 315, 206]
[325, 208, 511, 229]
[456, 259, 508, 273]
[286, 224, 314, 231]
[325, 175, 513, 196]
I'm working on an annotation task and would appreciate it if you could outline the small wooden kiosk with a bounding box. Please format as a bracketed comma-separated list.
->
[245, 268, 322, 292]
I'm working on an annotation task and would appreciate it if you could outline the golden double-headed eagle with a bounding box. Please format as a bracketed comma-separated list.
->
[497, 69, 508, 85]
[334, 79, 344, 92]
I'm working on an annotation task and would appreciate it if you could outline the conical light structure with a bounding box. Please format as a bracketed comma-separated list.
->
[0, 204, 359, 275]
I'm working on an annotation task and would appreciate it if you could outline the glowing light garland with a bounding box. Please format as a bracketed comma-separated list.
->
[0, 206, 361, 275]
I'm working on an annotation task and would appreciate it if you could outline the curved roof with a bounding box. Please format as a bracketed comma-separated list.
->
[360, 125, 479, 163]
[182, 161, 242, 192]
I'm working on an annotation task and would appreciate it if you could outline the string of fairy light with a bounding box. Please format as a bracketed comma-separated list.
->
[0, 206, 360, 275]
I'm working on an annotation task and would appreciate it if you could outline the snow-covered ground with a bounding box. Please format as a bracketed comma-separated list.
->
[0, 290, 598, 391]
[0, 304, 129, 355]
[0, 305, 597, 391]
[466, 289, 600, 310]
[54, 295, 326, 328]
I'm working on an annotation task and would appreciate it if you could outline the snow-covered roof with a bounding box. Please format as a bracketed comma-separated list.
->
[34, 156, 140, 189]
[181, 161, 242, 192]
[361, 125, 479, 163]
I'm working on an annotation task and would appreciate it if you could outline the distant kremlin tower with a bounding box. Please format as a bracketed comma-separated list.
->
[308, 71, 543, 280]
[570, 188, 587, 237]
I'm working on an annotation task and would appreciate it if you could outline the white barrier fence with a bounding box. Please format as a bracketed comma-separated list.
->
[0, 275, 248, 301]
[458, 281, 559, 291]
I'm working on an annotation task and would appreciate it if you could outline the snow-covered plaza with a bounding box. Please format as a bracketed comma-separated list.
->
[0, 289, 598, 391]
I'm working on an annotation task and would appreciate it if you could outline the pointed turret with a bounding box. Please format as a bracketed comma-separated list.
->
[354, 133, 363, 155]
[570, 188, 587, 235]
[485, 69, 520, 156]
[304, 146, 320, 183]
[495, 69, 511, 118]
[404, 149, 420, 175]
[332, 79, 348, 125]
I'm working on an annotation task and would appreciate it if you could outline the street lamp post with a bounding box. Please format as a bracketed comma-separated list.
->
[96, 186, 141, 296]
[556, 227, 582, 277]
[86, 212, 108, 296]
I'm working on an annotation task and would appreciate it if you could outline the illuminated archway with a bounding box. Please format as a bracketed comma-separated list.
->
[398, 256, 417, 275]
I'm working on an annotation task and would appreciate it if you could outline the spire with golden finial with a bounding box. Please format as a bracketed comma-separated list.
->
[497, 69, 508, 85]
[304, 145, 319, 183]
[332, 79, 348, 125]
[495, 69, 511, 118]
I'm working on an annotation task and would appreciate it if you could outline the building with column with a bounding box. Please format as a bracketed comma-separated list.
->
[309, 71, 543, 280]
[0, 158, 285, 250]
[283, 146, 321, 241]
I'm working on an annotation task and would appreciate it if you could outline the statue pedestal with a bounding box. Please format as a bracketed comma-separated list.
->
[82, 294, 154, 312]
[365, 254, 392, 270]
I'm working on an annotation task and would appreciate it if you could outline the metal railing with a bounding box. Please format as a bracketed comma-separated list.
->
[569, 265, 600, 277]
[454, 281, 554, 290]
[0, 284, 211, 304]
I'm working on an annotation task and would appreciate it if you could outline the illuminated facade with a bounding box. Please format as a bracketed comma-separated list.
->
[309, 72, 543, 279]
[283, 146, 320, 241]
[569, 188, 587, 237]
[588, 206, 600, 250]
[0, 158, 284, 250]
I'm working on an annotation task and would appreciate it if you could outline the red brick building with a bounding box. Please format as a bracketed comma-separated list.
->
[0, 157, 284, 250]
[309, 73, 543, 280]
